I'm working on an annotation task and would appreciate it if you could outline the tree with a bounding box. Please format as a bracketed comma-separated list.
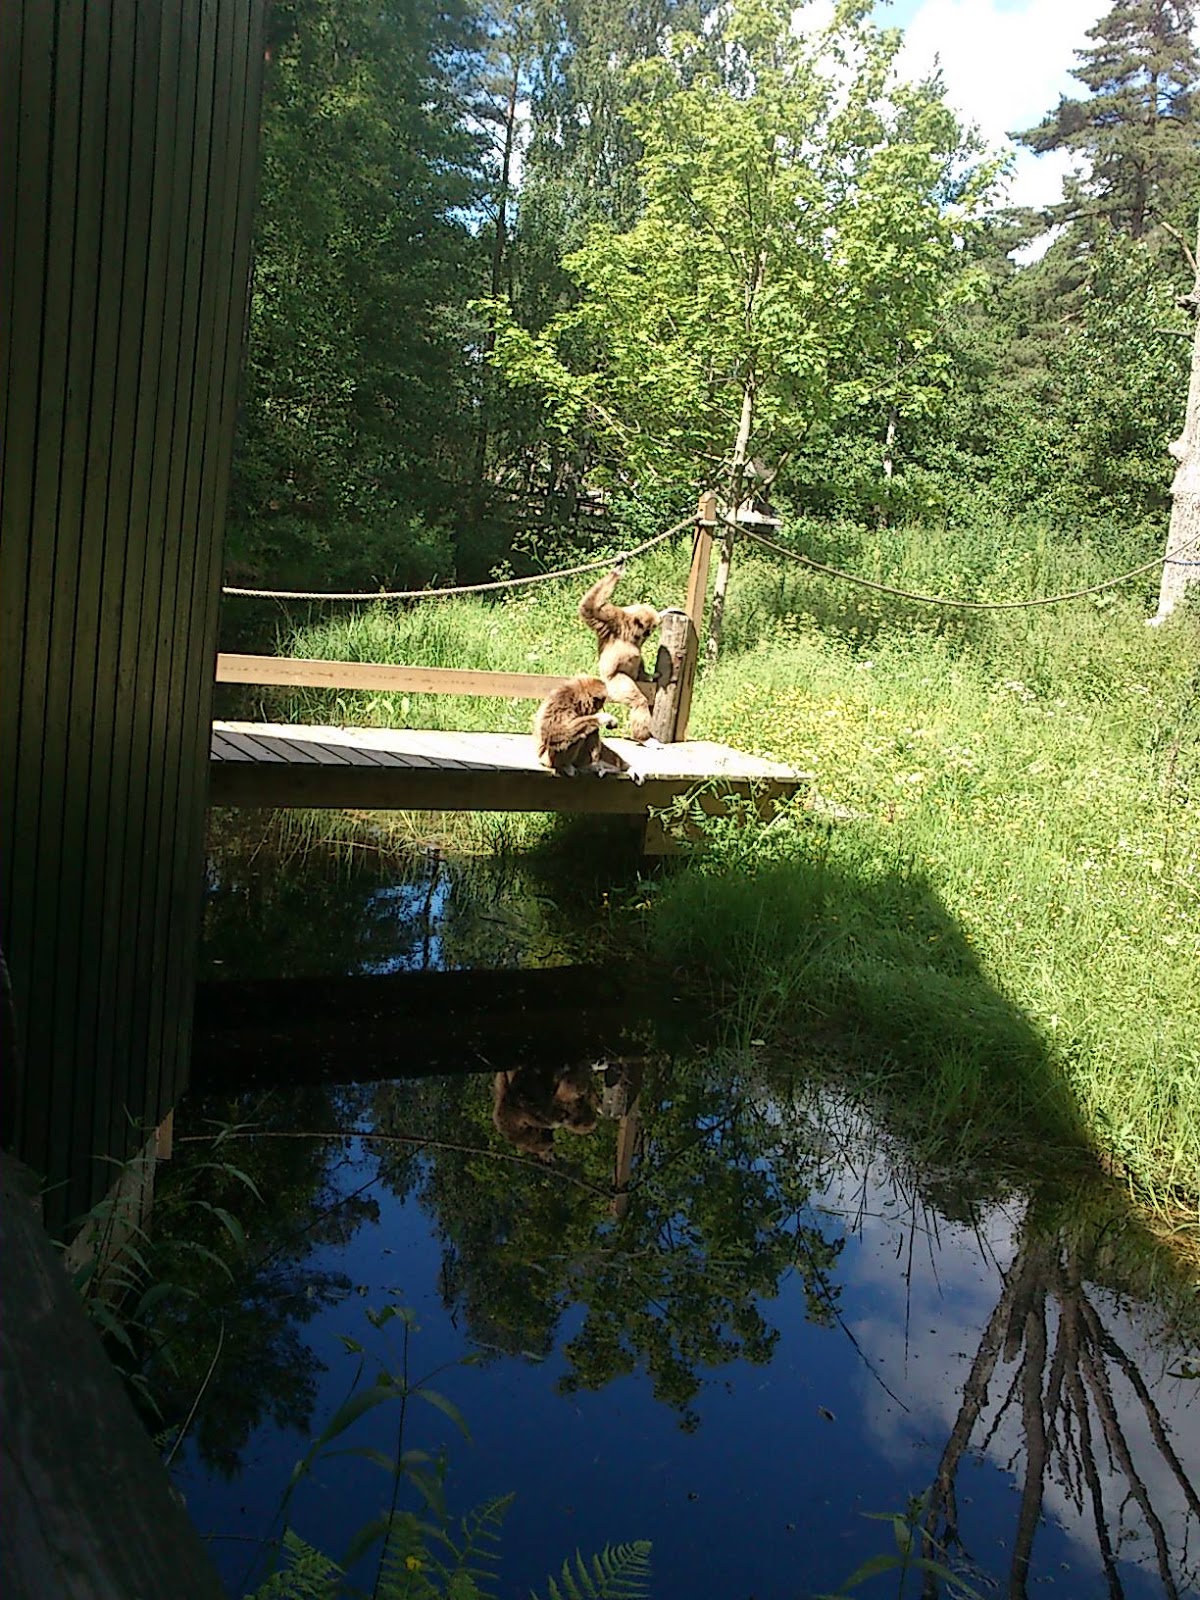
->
[1016, 0, 1199, 247]
[987, 2, 1200, 535]
[484, 0, 998, 644]
[228, 0, 487, 590]
[1152, 212, 1200, 621]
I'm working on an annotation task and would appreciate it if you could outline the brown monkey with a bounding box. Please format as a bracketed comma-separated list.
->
[492, 1063, 600, 1159]
[532, 673, 641, 781]
[578, 563, 665, 743]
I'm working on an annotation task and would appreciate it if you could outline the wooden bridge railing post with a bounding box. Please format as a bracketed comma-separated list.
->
[650, 492, 716, 743]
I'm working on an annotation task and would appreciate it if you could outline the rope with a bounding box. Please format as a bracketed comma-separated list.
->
[220, 513, 697, 601]
[732, 521, 1200, 612]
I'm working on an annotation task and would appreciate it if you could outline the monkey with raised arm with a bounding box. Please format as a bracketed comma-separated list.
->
[533, 673, 641, 780]
[577, 562, 666, 744]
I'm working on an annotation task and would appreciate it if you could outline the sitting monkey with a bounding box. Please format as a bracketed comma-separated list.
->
[492, 1063, 600, 1159]
[578, 563, 667, 744]
[532, 673, 642, 781]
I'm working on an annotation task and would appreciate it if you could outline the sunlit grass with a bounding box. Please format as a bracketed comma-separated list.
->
[240, 516, 1200, 1215]
[222, 542, 688, 736]
[674, 556, 1199, 1212]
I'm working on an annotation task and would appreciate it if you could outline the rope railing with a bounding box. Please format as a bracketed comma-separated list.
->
[220, 513, 697, 602]
[220, 498, 1196, 615]
[730, 519, 1200, 613]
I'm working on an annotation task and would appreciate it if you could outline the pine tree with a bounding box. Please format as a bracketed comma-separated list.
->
[1017, 0, 1199, 243]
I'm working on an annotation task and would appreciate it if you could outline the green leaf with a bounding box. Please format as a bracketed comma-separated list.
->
[414, 1386, 472, 1441]
[835, 1550, 903, 1590]
[312, 1382, 398, 1447]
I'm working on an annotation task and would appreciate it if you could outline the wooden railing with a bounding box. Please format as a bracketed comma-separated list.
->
[215, 656, 568, 700]
[215, 495, 718, 743]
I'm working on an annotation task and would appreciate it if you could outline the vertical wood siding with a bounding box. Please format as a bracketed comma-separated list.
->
[0, 0, 264, 1225]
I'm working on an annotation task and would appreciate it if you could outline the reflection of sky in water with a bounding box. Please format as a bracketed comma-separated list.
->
[358, 877, 453, 974]
[174, 1104, 1199, 1600]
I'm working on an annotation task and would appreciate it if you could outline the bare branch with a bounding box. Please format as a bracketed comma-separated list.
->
[1160, 218, 1198, 280]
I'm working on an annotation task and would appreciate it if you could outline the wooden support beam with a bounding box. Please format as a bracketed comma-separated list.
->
[670, 493, 716, 741]
[216, 653, 567, 700]
[210, 755, 799, 817]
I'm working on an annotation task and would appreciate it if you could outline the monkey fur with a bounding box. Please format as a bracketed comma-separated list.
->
[577, 564, 666, 743]
[532, 673, 635, 778]
[493, 1063, 600, 1159]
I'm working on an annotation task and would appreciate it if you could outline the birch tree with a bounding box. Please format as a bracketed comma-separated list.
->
[1152, 213, 1200, 622]
[483, 0, 999, 648]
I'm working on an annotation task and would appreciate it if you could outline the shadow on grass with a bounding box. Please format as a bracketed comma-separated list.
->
[647, 808, 1094, 1176]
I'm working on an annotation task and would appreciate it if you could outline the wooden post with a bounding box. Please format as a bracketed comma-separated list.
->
[685, 491, 718, 631]
[706, 511, 735, 665]
[650, 493, 715, 743]
[611, 1106, 639, 1220]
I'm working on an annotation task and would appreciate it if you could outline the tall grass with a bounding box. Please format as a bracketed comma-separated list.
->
[221, 543, 687, 736]
[669, 532, 1199, 1209]
[234, 515, 1200, 1213]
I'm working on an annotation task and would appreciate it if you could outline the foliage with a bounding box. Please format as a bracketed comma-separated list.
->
[228, 0, 486, 590]
[1015, 0, 1200, 245]
[237, 1294, 649, 1599]
[816, 1499, 985, 1599]
[541, 1543, 653, 1600]
[1042, 234, 1193, 520]
[250, 1530, 651, 1600]
[484, 0, 999, 507]
[64, 1124, 269, 1427]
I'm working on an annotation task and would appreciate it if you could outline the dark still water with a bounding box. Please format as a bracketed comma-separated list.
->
[165, 823, 1200, 1599]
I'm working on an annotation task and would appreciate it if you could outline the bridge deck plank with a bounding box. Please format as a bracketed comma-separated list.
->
[210, 721, 811, 828]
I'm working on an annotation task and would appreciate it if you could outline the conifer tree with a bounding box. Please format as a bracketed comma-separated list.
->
[1017, 0, 1199, 243]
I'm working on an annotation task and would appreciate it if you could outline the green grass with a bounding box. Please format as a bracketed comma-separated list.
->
[670, 537, 1200, 1211]
[221, 541, 687, 737]
[235, 516, 1200, 1217]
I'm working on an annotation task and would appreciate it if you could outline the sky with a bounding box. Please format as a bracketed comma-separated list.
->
[872, 0, 1110, 212]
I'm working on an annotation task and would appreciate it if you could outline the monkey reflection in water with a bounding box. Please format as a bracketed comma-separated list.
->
[492, 1058, 645, 1165]
[492, 1063, 601, 1159]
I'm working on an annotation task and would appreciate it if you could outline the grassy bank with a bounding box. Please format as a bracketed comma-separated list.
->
[233, 517, 1200, 1214]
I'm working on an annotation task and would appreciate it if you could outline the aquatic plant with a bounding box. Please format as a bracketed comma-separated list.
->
[250, 1528, 654, 1600]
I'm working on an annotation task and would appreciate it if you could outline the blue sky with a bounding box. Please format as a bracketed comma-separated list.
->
[864, 0, 1113, 211]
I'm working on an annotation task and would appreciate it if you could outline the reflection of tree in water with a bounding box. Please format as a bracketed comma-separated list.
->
[146, 1085, 378, 1475]
[202, 815, 632, 981]
[370, 1053, 842, 1426]
[919, 1192, 1200, 1599]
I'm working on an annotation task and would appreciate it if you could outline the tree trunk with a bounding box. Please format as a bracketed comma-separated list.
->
[706, 380, 755, 664]
[707, 229, 769, 665]
[473, 66, 520, 495]
[1151, 215, 1200, 624]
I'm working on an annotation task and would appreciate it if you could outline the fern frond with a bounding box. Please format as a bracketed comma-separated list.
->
[248, 1528, 343, 1599]
[540, 1542, 653, 1600]
[424, 1493, 512, 1597]
[369, 1510, 441, 1598]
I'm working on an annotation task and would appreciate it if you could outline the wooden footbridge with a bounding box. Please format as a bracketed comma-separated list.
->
[211, 499, 811, 845]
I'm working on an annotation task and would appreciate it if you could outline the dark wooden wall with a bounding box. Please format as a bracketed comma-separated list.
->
[0, 0, 265, 1226]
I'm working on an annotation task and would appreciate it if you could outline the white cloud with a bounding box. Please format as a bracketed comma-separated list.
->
[892, 0, 1109, 212]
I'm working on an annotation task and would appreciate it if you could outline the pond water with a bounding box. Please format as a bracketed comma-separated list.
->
[163, 823, 1200, 1599]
